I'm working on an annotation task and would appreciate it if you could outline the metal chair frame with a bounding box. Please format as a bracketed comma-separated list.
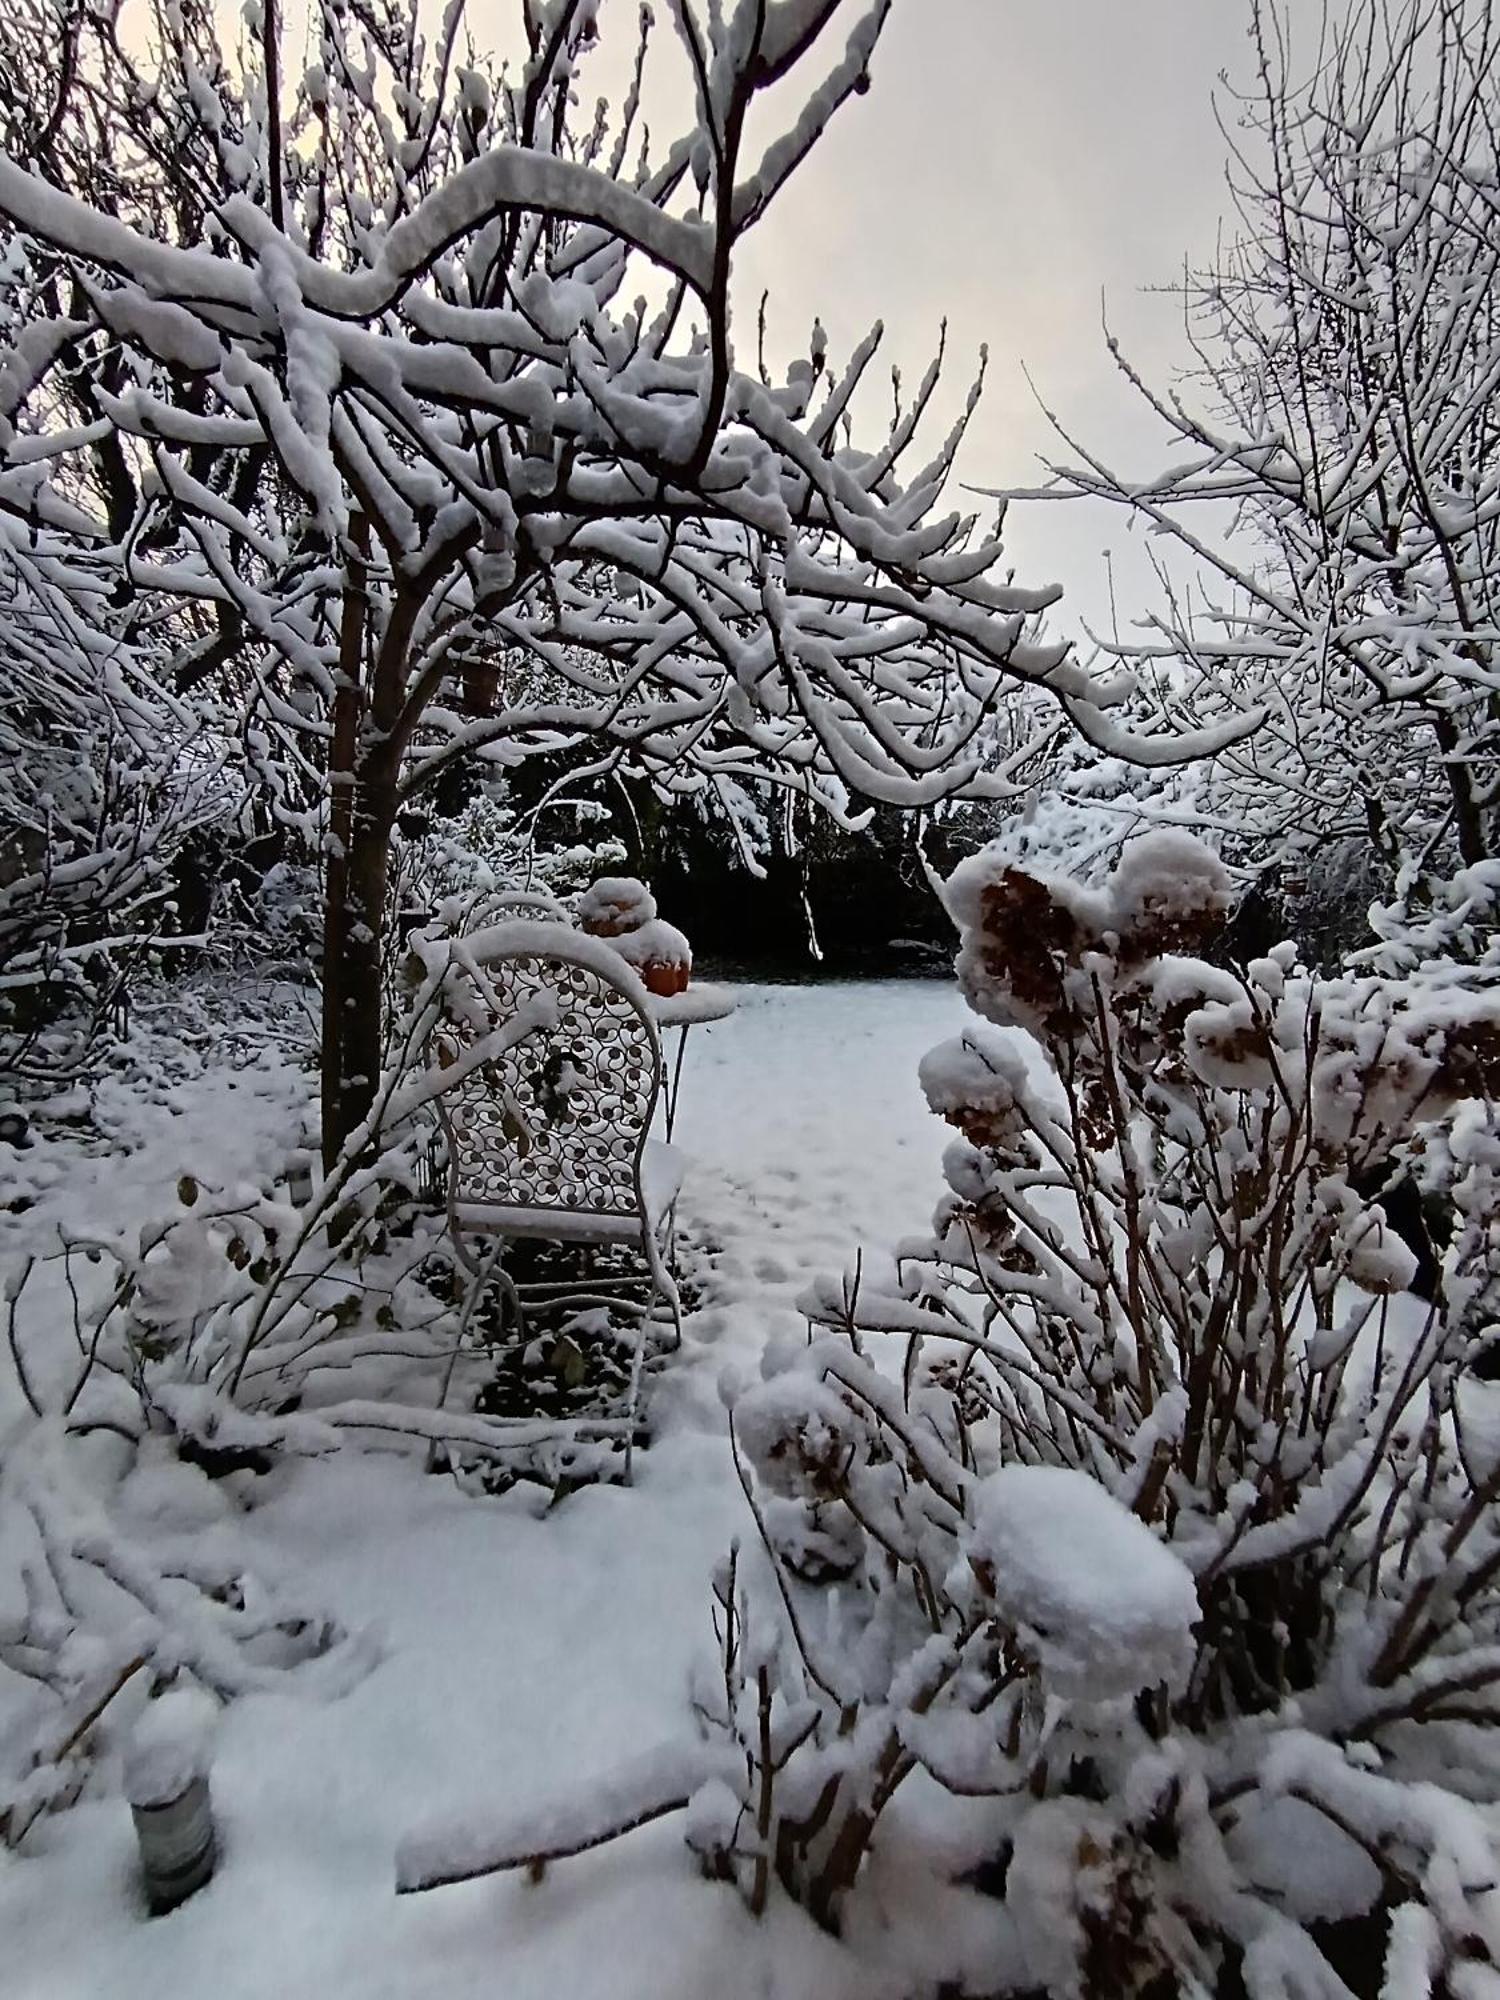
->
[431, 932, 684, 1390]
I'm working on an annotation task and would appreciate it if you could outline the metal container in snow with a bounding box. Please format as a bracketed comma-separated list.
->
[125, 1689, 219, 1915]
[131, 1771, 217, 1914]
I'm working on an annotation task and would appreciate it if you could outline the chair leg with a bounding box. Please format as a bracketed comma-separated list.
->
[428, 1237, 512, 1473]
[622, 1318, 646, 1487]
[618, 1220, 684, 1485]
[641, 1217, 682, 1355]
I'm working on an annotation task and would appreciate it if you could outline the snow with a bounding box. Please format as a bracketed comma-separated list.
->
[732, 1371, 867, 1497]
[575, 877, 656, 933]
[1106, 828, 1232, 939]
[1003, 1798, 1122, 1997]
[0, 979, 963, 1999]
[961, 1465, 1200, 1701]
[604, 919, 693, 977]
[1341, 1206, 1420, 1295]
[123, 1688, 218, 1811]
[918, 1026, 1031, 1144]
[647, 982, 736, 1028]
[1223, 1793, 1383, 1925]
[396, 1740, 711, 1893]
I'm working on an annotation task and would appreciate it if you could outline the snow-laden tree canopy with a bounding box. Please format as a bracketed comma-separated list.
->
[1, 0, 1251, 1149]
[0, 0, 1214, 822]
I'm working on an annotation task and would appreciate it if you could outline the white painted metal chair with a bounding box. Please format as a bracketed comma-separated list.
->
[431, 924, 685, 1392]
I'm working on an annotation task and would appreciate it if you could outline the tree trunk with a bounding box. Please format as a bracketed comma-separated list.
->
[1432, 706, 1488, 869]
[321, 752, 398, 1169]
[320, 543, 437, 1168]
[320, 516, 390, 1168]
[329, 760, 397, 1162]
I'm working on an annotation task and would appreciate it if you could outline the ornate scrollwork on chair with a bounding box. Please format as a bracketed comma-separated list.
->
[443, 952, 658, 1223]
[431, 924, 684, 1400]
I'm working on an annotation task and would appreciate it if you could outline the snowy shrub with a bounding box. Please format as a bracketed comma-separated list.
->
[0, 934, 665, 1848]
[0, 1200, 379, 1848]
[391, 835, 1500, 1992]
[685, 834, 1500, 1991]
[0, 542, 236, 1088]
[1361, 862, 1500, 982]
[391, 790, 626, 941]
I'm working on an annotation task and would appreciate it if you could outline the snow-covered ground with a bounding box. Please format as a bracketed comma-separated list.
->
[3, 979, 969, 2000]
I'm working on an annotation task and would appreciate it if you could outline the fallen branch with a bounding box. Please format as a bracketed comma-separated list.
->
[396, 1742, 710, 1894]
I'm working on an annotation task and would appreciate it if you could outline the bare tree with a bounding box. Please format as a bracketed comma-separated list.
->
[0, 0, 1242, 1163]
[1018, 0, 1500, 917]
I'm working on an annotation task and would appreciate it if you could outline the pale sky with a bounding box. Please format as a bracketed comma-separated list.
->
[717, 0, 1265, 648]
[462, 1, 1274, 648]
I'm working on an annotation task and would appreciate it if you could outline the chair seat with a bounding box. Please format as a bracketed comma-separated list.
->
[455, 1140, 685, 1243]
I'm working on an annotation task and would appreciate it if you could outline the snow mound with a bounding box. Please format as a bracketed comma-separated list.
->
[961, 1466, 1199, 1700]
[124, 1687, 219, 1809]
[577, 876, 657, 935]
[1107, 829, 1231, 942]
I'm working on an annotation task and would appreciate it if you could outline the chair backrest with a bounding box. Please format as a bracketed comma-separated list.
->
[435, 938, 662, 1221]
[483, 888, 573, 923]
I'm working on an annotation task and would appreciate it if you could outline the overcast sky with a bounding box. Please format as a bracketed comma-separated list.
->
[464, 1, 1278, 647]
[716, 0, 1269, 647]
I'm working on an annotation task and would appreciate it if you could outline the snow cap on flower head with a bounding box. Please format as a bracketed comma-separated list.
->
[1106, 830, 1232, 951]
[961, 1464, 1199, 1702]
[576, 876, 657, 936]
[943, 855, 1107, 1037]
[919, 1027, 1032, 1153]
[942, 832, 1233, 1038]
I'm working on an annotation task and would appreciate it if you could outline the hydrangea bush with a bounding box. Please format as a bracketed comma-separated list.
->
[392, 832, 1500, 1997]
[703, 833, 1500, 1994]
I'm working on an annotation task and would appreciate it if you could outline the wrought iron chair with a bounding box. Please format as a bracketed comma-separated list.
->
[431, 924, 685, 1414]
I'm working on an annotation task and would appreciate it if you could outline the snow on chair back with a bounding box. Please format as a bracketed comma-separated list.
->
[440, 939, 661, 1223]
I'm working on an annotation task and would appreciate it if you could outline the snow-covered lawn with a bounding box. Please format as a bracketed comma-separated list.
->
[3, 979, 968, 2000]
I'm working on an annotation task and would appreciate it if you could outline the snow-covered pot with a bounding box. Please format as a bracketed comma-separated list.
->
[607, 918, 692, 997]
[126, 1692, 218, 1915]
[576, 876, 657, 939]
[575, 879, 692, 993]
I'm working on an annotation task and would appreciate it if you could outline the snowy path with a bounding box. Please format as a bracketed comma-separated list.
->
[665, 978, 966, 1425]
[4, 980, 967, 2000]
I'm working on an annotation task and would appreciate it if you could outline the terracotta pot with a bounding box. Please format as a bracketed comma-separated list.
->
[641, 959, 690, 998]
